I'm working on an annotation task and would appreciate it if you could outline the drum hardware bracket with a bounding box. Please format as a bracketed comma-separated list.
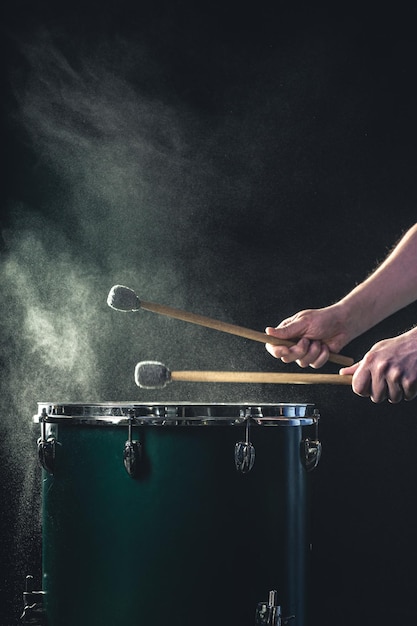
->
[256, 590, 295, 626]
[123, 411, 142, 478]
[301, 413, 321, 472]
[301, 438, 322, 472]
[37, 409, 60, 475]
[20, 575, 46, 625]
[234, 419, 255, 473]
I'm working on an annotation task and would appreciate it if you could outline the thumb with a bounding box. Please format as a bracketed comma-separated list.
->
[265, 324, 300, 340]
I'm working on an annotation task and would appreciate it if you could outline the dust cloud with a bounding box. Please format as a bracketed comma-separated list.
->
[0, 22, 332, 621]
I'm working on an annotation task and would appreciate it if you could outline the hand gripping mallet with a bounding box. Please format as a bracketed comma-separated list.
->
[108, 284, 354, 367]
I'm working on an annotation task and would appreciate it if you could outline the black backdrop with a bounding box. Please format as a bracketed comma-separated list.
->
[2, 2, 417, 625]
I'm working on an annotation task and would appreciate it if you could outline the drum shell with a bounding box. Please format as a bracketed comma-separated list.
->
[39, 406, 317, 626]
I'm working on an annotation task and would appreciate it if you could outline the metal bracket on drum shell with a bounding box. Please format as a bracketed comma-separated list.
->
[37, 409, 59, 475]
[123, 411, 142, 478]
[301, 413, 322, 472]
[37, 438, 57, 475]
[301, 438, 322, 472]
[256, 590, 295, 626]
[234, 440, 255, 473]
[235, 420, 255, 473]
[20, 575, 46, 625]
[123, 441, 142, 478]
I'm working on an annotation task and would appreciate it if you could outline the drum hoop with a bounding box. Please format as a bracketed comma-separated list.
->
[34, 402, 318, 426]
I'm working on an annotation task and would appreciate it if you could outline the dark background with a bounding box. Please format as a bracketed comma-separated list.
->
[1, 2, 417, 625]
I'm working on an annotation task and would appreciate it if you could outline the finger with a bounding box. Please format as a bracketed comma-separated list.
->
[266, 337, 311, 363]
[351, 366, 373, 399]
[265, 327, 292, 360]
[310, 344, 330, 369]
[296, 340, 323, 368]
[399, 377, 417, 402]
[265, 342, 291, 359]
[280, 337, 311, 364]
[369, 376, 389, 403]
[387, 381, 404, 404]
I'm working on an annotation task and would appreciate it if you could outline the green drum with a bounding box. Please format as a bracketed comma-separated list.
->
[34, 402, 321, 626]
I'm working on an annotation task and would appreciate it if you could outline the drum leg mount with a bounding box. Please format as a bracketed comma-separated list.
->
[256, 590, 295, 626]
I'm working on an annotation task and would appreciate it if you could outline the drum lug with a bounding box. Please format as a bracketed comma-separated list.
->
[37, 438, 57, 475]
[235, 420, 255, 473]
[301, 414, 321, 471]
[20, 575, 46, 624]
[301, 438, 322, 472]
[123, 441, 142, 478]
[123, 412, 142, 478]
[234, 441, 255, 473]
[256, 590, 295, 626]
[37, 409, 59, 475]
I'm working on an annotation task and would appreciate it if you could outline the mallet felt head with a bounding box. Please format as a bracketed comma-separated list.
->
[135, 361, 171, 388]
[107, 285, 140, 311]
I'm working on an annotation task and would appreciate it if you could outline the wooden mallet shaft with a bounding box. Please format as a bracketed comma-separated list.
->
[170, 370, 353, 385]
[140, 299, 354, 367]
[108, 286, 354, 367]
[134, 361, 353, 388]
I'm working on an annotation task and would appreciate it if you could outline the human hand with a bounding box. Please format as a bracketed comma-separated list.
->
[339, 327, 417, 403]
[265, 305, 351, 368]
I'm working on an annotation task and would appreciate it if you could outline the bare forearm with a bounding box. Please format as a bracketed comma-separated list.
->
[335, 223, 417, 341]
[265, 223, 417, 371]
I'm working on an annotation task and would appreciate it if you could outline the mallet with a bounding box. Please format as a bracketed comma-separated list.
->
[135, 360, 353, 389]
[108, 285, 354, 367]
